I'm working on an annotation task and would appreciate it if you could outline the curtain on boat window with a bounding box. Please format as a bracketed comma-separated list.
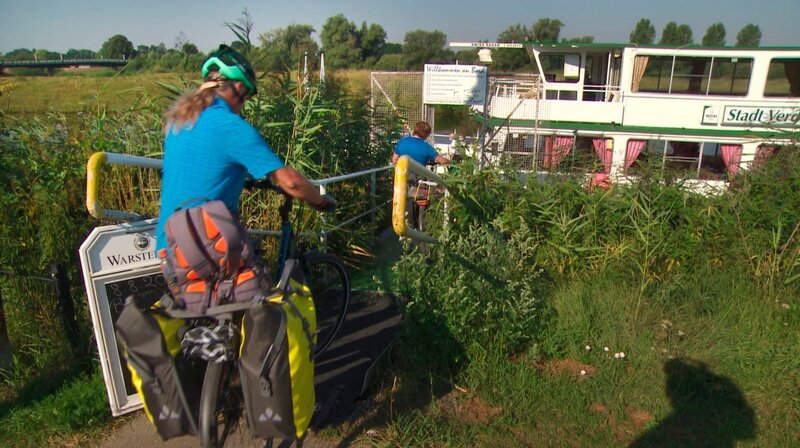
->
[720, 144, 743, 176]
[544, 136, 574, 168]
[625, 140, 646, 169]
[784, 60, 800, 97]
[632, 56, 649, 93]
[593, 138, 613, 173]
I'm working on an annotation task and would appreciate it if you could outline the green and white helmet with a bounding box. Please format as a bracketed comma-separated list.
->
[201, 44, 257, 95]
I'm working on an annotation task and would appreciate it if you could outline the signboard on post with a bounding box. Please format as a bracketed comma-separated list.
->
[79, 219, 163, 416]
[423, 64, 488, 106]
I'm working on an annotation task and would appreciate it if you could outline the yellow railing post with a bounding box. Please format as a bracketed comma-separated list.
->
[86, 152, 108, 220]
[391, 156, 447, 244]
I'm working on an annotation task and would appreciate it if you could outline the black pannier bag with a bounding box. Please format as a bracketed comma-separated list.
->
[115, 296, 202, 440]
[239, 260, 316, 442]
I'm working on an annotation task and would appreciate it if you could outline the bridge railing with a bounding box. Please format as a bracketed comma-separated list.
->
[0, 59, 128, 68]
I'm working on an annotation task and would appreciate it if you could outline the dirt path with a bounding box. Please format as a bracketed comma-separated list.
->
[94, 410, 338, 448]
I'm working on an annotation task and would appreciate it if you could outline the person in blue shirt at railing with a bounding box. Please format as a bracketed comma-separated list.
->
[391, 121, 451, 167]
[154, 44, 336, 256]
[392, 121, 450, 232]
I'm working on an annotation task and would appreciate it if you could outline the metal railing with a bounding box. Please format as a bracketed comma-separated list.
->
[85, 151, 394, 231]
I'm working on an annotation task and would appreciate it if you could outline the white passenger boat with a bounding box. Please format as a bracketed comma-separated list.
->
[451, 42, 800, 189]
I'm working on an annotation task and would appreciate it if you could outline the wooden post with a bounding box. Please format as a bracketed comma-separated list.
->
[51, 264, 79, 349]
[0, 288, 12, 371]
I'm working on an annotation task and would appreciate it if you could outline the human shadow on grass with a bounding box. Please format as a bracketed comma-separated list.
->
[629, 358, 756, 448]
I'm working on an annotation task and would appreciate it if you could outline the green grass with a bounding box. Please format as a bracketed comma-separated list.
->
[0, 369, 112, 447]
[0, 72, 184, 117]
[347, 263, 798, 447]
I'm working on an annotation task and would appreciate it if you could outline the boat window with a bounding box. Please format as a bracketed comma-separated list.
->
[633, 55, 752, 96]
[633, 56, 673, 93]
[671, 57, 712, 94]
[708, 58, 752, 96]
[539, 53, 580, 83]
[626, 140, 728, 179]
[764, 58, 800, 97]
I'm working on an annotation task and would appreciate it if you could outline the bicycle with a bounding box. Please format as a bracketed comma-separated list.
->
[409, 179, 439, 233]
[185, 181, 351, 448]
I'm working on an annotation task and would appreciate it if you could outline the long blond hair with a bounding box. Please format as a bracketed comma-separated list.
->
[164, 72, 230, 133]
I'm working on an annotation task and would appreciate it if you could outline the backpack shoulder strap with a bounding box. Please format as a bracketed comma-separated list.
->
[166, 209, 218, 279]
[200, 201, 246, 277]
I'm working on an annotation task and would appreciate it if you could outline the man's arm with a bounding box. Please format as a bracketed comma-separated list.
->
[434, 155, 450, 165]
[392, 152, 400, 164]
[269, 166, 326, 208]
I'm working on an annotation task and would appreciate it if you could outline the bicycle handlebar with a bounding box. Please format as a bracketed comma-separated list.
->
[245, 177, 336, 215]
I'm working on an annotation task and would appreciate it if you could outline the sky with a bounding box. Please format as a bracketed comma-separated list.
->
[1, 0, 799, 54]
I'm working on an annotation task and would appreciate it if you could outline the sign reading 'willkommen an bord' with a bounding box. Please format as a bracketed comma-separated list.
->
[710, 106, 800, 127]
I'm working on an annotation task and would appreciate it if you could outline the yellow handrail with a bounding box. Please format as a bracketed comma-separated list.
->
[85, 152, 163, 221]
[86, 152, 107, 219]
[392, 156, 446, 244]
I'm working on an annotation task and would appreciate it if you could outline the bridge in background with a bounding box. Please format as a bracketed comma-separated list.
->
[0, 58, 128, 74]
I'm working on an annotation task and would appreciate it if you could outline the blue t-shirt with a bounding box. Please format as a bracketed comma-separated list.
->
[155, 97, 284, 253]
[394, 136, 440, 166]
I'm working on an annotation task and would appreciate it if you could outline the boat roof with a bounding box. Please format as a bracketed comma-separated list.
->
[517, 41, 800, 52]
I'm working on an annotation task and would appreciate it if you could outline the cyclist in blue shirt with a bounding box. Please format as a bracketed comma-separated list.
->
[155, 45, 335, 254]
[392, 121, 450, 167]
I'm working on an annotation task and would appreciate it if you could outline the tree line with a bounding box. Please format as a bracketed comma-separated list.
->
[0, 10, 766, 74]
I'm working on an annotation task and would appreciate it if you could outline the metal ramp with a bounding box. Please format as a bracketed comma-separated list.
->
[311, 291, 402, 428]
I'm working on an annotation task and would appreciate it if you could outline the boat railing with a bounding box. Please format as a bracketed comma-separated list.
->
[491, 74, 542, 99]
[490, 74, 622, 102]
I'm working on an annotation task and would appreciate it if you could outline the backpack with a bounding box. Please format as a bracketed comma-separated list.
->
[159, 200, 270, 313]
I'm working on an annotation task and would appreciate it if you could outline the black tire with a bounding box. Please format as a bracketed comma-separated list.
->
[199, 361, 241, 448]
[304, 251, 350, 358]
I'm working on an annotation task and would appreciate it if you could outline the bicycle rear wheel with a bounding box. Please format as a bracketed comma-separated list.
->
[304, 251, 350, 358]
[199, 361, 241, 448]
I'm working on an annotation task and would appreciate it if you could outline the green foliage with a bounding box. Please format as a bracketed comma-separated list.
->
[376, 144, 800, 447]
[319, 14, 388, 69]
[321, 14, 365, 69]
[702, 23, 727, 47]
[258, 24, 319, 73]
[562, 35, 595, 44]
[659, 22, 694, 46]
[99, 34, 135, 59]
[225, 8, 255, 53]
[494, 24, 531, 71]
[531, 18, 564, 42]
[402, 30, 454, 69]
[630, 19, 656, 45]
[736, 23, 762, 47]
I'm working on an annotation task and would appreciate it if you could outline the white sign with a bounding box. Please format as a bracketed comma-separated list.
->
[720, 106, 800, 127]
[423, 64, 488, 106]
[449, 42, 524, 48]
[702, 106, 721, 125]
[79, 219, 162, 416]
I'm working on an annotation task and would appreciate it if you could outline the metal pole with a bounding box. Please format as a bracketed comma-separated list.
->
[51, 263, 79, 349]
[369, 172, 377, 224]
[317, 185, 328, 249]
[479, 67, 490, 170]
